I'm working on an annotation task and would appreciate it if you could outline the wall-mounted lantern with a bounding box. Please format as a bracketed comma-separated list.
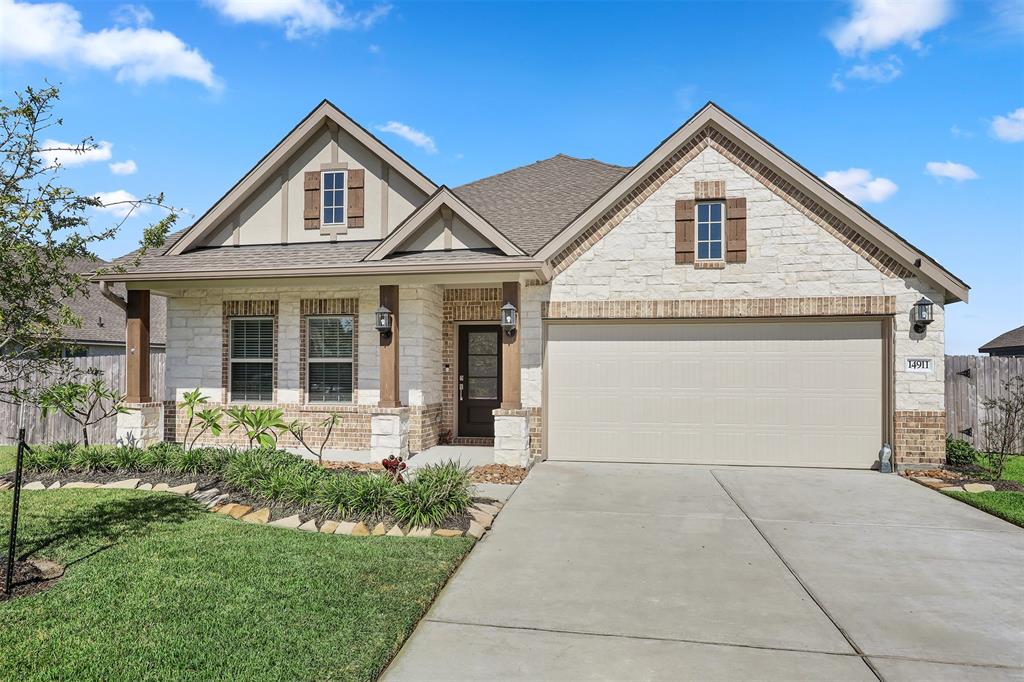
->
[374, 305, 393, 336]
[501, 302, 518, 336]
[912, 297, 934, 334]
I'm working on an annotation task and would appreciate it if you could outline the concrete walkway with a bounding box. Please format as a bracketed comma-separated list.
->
[384, 462, 1024, 681]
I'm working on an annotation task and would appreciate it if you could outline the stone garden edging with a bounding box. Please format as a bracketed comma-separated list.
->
[6, 478, 502, 540]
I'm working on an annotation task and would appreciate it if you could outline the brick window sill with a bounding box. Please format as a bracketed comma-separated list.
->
[694, 260, 726, 269]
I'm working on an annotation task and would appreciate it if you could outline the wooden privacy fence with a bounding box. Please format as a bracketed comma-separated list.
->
[1, 353, 165, 446]
[945, 354, 1024, 450]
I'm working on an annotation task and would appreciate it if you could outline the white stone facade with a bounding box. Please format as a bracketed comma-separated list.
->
[493, 412, 530, 467]
[518, 146, 946, 415]
[370, 410, 410, 459]
[116, 403, 163, 448]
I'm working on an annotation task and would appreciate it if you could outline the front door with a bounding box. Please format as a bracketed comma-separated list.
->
[458, 325, 502, 438]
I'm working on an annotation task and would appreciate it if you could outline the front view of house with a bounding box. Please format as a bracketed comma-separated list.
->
[104, 101, 968, 470]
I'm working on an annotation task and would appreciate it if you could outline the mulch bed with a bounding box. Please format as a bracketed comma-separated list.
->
[0, 557, 64, 601]
[902, 467, 1024, 492]
[321, 460, 385, 473]
[470, 464, 528, 485]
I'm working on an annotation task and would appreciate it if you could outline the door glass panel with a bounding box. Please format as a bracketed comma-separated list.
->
[467, 377, 498, 400]
[468, 355, 498, 377]
[468, 332, 497, 355]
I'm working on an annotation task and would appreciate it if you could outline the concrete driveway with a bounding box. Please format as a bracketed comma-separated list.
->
[384, 463, 1024, 681]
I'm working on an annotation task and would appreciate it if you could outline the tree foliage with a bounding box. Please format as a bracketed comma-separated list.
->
[0, 83, 179, 403]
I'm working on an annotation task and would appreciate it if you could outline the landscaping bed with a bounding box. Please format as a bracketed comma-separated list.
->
[0, 489, 473, 680]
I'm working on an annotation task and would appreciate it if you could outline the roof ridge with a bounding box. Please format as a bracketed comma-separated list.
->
[456, 153, 627, 190]
[552, 153, 631, 171]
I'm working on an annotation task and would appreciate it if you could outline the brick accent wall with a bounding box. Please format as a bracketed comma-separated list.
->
[527, 406, 542, 460]
[442, 288, 502, 440]
[894, 410, 945, 468]
[409, 403, 443, 453]
[549, 128, 913, 281]
[542, 295, 896, 320]
[297, 298, 359, 404]
[222, 300, 279, 403]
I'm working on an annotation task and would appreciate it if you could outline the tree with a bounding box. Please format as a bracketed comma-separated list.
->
[979, 376, 1024, 480]
[0, 83, 179, 403]
[36, 377, 130, 446]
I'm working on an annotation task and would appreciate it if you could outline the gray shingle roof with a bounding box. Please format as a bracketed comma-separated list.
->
[454, 154, 629, 254]
[979, 325, 1024, 353]
[64, 258, 166, 346]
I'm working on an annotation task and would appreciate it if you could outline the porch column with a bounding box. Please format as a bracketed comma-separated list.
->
[125, 289, 151, 403]
[500, 281, 521, 409]
[378, 284, 401, 408]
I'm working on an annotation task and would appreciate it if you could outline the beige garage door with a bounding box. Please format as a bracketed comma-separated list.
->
[546, 320, 883, 468]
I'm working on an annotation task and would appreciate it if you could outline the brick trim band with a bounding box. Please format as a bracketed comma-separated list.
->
[542, 296, 896, 320]
[298, 298, 359, 405]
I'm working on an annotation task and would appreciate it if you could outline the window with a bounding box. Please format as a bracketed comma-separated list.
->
[230, 318, 273, 401]
[307, 316, 354, 402]
[322, 170, 346, 225]
[696, 201, 724, 261]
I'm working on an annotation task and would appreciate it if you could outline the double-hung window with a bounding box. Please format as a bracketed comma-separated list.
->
[307, 316, 354, 403]
[696, 201, 724, 261]
[322, 170, 346, 226]
[230, 318, 274, 401]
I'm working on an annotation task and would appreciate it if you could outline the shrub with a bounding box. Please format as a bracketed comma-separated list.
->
[27, 441, 77, 472]
[109, 445, 144, 471]
[391, 461, 472, 527]
[141, 442, 183, 471]
[344, 474, 399, 521]
[945, 435, 977, 468]
[170, 446, 207, 475]
[280, 467, 324, 506]
[318, 474, 351, 516]
[73, 445, 112, 472]
[979, 375, 1024, 479]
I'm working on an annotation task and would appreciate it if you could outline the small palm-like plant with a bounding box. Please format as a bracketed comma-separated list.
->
[226, 405, 288, 448]
[287, 413, 342, 464]
[188, 407, 223, 450]
[177, 388, 209, 446]
[37, 377, 130, 446]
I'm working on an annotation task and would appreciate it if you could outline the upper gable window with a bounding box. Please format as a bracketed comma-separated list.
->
[696, 201, 724, 261]
[322, 170, 346, 226]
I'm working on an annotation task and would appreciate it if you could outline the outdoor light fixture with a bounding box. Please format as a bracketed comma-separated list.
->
[501, 302, 518, 336]
[374, 305, 393, 336]
[912, 297, 934, 334]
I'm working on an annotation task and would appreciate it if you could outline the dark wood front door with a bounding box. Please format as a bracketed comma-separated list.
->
[458, 325, 502, 438]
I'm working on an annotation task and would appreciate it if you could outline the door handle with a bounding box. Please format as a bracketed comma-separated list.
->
[459, 375, 464, 402]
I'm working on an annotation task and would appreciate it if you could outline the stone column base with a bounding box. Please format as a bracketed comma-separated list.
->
[371, 407, 410, 460]
[493, 409, 530, 467]
[116, 402, 164, 448]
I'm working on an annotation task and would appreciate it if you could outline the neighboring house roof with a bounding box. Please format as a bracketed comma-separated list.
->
[64, 258, 166, 346]
[979, 325, 1024, 354]
[101, 101, 968, 304]
[453, 154, 630, 254]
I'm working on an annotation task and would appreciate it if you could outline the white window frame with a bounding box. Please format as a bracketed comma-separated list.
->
[321, 169, 347, 227]
[229, 316, 274, 403]
[695, 200, 725, 262]
[306, 315, 355, 404]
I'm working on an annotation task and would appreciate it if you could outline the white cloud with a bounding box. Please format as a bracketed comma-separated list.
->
[109, 159, 138, 175]
[991, 107, 1024, 142]
[206, 0, 391, 40]
[0, 0, 219, 89]
[829, 0, 952, 55]
[925, 161, 979, 181]
[846, 56, 902, 83]
[823, 168, 898, 203]
[39, 139, 113, 168]
[92, 189, 149, 218]
[375, 121, 437, 154]
[113, 3, 152, 26]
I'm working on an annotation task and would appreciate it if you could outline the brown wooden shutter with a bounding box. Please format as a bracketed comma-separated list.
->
[725, 197, 747, 263]
[347, 168, 365, 228]
[303, 171, 320, 230]
[675, 199, 695, 264]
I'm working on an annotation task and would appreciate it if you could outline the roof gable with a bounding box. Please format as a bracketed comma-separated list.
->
[536, 103, 969, 303]
[364, 187, 525, 261]
[168, 100, 438, 255]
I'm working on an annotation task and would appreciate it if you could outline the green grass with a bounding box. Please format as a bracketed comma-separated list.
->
[1000, 455, 1024, 485]
[0, 490, 473, 681]
[0, 445, 16, 473]
[946, 490, 1024, 528]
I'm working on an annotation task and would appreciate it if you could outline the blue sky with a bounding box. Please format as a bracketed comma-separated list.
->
[1, 0, 1022, 354]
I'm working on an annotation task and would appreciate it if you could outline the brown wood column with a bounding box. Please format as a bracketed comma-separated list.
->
[126, 289, 151, 403]
[378, 284, 401, 408]
[500, 281, 521, 410]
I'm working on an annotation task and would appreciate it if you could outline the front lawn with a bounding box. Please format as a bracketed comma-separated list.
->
[0, 489, 473, 681]
[946, 490, 1024, 528]
[0, 445, 16, 473]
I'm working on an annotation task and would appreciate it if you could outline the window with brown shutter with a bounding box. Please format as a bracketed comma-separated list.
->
[725, 197, 747, 263]
[303, 171, 320, 230]
[347, 168, 365, 228]
[675, 199, 695, 264]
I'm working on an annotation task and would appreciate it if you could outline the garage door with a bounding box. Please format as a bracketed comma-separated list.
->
[546, 320, 883, 468]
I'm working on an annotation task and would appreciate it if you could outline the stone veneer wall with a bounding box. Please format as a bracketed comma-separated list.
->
[441, 288, 502, 441]
[520, 144, 949, 467]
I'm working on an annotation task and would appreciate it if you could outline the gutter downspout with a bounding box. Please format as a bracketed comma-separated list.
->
[98, 280, 127, 311]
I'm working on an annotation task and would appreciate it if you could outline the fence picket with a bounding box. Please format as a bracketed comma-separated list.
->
[944, 354, 1023, 450]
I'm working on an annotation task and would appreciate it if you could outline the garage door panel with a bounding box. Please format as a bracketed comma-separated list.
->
[547, 320, 883, 468]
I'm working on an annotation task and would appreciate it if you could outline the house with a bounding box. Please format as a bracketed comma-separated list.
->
[979, 325, 1024, 357]
[64, 257, 166, 357]
[102, 101, 968, 470]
